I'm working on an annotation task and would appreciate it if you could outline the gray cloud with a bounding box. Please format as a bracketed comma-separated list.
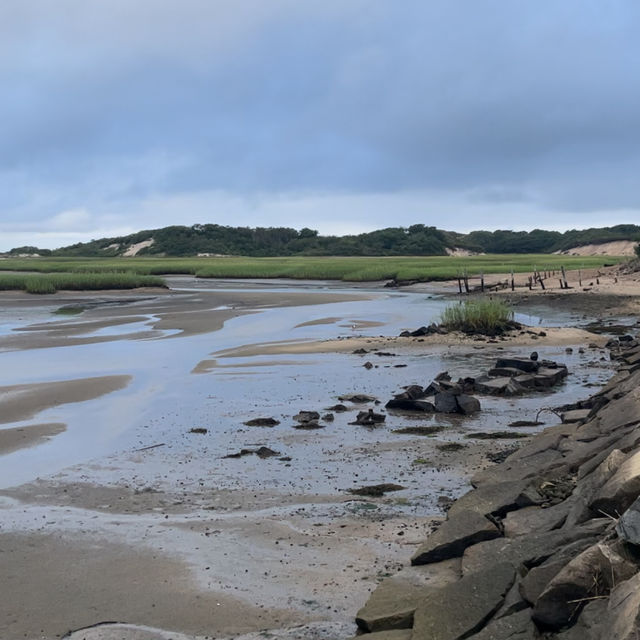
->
[1, 1, 640, 249]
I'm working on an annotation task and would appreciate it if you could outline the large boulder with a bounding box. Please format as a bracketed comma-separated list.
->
[411, 511, 501, 565]
[604, 573, 640, 640]
[457, 394, 481, 415]
[355, 560, 460, 632]
[616, 495, 640, 545]
[385, 398, 435, 412]
[590, 448, 640, 517]
[495, 358, 540, 373]
[465, 609, 535, 639]
[434, 391, 459, 413]
[412, 563, 515, 640]
[532, 542, 636, 630]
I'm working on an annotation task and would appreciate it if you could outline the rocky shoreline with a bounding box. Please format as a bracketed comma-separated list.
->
[353, 331, 640, 639]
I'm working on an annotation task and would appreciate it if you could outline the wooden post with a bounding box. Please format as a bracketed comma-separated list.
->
[480, 271, 484, 293]
[463, 269, 469, 294]
[538, 274, 545, 290]
[457, 271, 463, 295]
[578, 270, 582, 287]
[528, 276, 532, 290]
[510, 269, 515, 291]
[561, 266, 568, 289]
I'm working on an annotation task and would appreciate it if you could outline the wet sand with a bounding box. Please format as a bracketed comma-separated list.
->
[0, 422, 66, 455]
[0, 270, 638, 639]
[0, 375, 132, 424]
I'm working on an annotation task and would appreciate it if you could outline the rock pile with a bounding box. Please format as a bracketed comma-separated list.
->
[354, 335, 640, 639]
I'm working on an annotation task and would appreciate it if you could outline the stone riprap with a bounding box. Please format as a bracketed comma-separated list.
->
[354, 335, 640, 639]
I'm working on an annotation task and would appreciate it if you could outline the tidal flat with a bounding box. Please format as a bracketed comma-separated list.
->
[0, 277, 623, 639]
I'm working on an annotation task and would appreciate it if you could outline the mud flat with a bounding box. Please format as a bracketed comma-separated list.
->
[0, 275, 638, 640]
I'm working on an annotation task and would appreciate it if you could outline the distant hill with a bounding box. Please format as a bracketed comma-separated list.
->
[10, 223, 640, 257]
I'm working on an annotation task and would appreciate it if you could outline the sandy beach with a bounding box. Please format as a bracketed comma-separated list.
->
[0, 266, 638, 639]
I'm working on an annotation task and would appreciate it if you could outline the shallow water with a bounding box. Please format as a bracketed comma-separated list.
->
[0, 279, 613, 499]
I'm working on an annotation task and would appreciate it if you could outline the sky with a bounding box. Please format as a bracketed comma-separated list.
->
[1, 1, 640, 250]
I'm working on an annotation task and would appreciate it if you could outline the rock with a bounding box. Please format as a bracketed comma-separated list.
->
[352, 348, 368, 354]
[189, 427, 208, 434]
[616, 495, 640, 545]
[532, 542, 636, 630]
[487, 367, 530, 378]
[533, 366, 568, 388]
[411, 510, 501, 565]
[502, 500, 575, 538]
[410, 326, 430, 337]
[457, 394, 481, 415]
[393, 426, 444, 436]
[530, 351, 539, 361]
[435, 371, 451, 381]
[448, 479, 543, 520]
[243, 417, 280, 427]
[293, 410, 320, 423]
[495, 358, 540, 373]
[385, 398, 436, 412]
[339, 393, 377, 403]
[461, 521, 610, 576]
[327, 403, 348, 412]
[292, 421, 324, 430]
[518, 538, 596, 605]
[555, 599, 608, 640]
[605, 573, 640, 640]
[560, 409, 591, 424]
[393, 385, 425, 400]
[355, 560, 461, 632]
[412, 563, 515, 640]
[434, 391, 459, 413]
[355, 578, 428, 632]
[223, 446, 280, 459]
[465, 609, 535, 639]
[363, 361, 374, 369]
[474, 377, 526, 396]
[590, 448, 640, 517]
[322, 413, 335, 422]
[348, 483, 404, 497]
[350, 409, 386, 426]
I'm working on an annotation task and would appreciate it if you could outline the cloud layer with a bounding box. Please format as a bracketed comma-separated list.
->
[2, 1, 639, 249]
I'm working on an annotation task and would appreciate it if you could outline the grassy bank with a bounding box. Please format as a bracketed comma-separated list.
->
[440, 299, 514, 335]
[0, 254, 625, 283]
[0, 272, 166, 294]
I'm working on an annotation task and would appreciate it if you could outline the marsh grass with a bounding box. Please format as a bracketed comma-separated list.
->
[440, 298, 514, 335]
[0, 254, 626, 283]
[0, 273, 166, 294]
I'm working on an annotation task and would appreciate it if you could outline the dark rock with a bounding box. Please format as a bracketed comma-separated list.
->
[223, 446, 280, 459]
[616, 495, 640, 545]
[457, 394, 481, 415]
[590, 448, 640, 517]
[411, 510, 501, 565]
[189, 427, 208, 434]
[322, 413, 335, 422]
[348, 483, 404, 497]
[363, 361, 374, 369]
[434, 391, 459, 413]
[352, 348, 368, 354]
[465, 609, 535, 640]
[435, 371, 452, 381]
[495, 358, 540, 373]
[350, 409, 386, 426]
[339, 393, 377, 403]
[293, 410, 320, 423]
[327, 403, 348, 412]
[530, 351, 539, 361]
[604, 573, 640, 640]
[532, 542, 636, 630]
[385, 398, 435, 412]
[412, 563, 515, 640]
[410, 326, 430, 337]
[393, 385, 425, 400]
[292, 421, 324, 430]
[243, 417, 280, 427]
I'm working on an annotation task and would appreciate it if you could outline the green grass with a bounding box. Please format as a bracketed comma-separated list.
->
[440, 298, 514, 335]
[0, 272, 166, 294]
[0, 254, 627, 284]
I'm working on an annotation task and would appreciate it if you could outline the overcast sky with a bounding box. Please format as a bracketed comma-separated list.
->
[1, 1, 640, 250]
